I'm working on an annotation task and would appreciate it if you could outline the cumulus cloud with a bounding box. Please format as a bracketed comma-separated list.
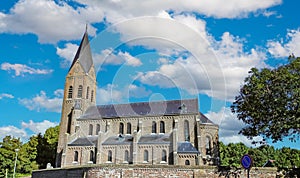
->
[56, 43, 79, 68]
[0, 93, 14, 100]
[19, 89, 63, 113]
[134, 22, 266, 101]
[267, 29, 300, 58]
[0, 0, 281, 43]
[0, 0, 101, 43]
[0, 62, 53, 77]
[0, 125, 27, 141]
[22, 120, 58, 135]
[96, 84, 123, 105]
[0, 120, 58, 141]
[128, 84, 152, 98]
[205, 107, 263, 147]
[94, 48, 142, 69]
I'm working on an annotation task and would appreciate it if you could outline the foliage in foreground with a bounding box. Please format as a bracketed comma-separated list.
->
[231, 56, 300, 143]
[0, 125, 59, 177]
[219, 142, 300, 168]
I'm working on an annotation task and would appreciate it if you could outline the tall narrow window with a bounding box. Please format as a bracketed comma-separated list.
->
[91, 90, 94, 102]
[127, 122, 131, 134]
[184, 120, 190, 141]
[124, 150, 129, 162]
[160, 121, 165, 133]
[74, 151, 78, 162]
[119, 123, 124, 134]
[162, 150, 167, 162]
[96, 124, 100, 135]
[77, 85, 83, 98]
[152, 121, 157, 134]
[206, 136, 211, 155]
[108, 150, 112, 162]
[144, 150, 149, 162]
[89, 124, 93, 135]
[86, 86, 89, 99]
[90, 150, 94, 162]
[67, 111, 72, 134]
[68, 86, 73, 99]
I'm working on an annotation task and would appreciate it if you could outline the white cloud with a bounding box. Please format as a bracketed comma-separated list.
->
[96, 84, 123, 105]
[56, 43, 79, 68]
[94, 48, 142, 69]
[0, 120, 58, 141]
[78, 0, 281, 21]
[0, 93, 14, 100]
[19, 89, 63, 113]
[267, 29, 300, 58]
[205, 107, 263, 147]
[134, 21, 266, 101]
[0, 125, 27, 141]
[0, 62, 53, 77]
[0, 0, 101, 43]
[22, 120, 58, 135]
[128, 84, 152, 98]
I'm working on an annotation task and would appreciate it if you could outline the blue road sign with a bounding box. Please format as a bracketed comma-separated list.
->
[241, 154, 252, 169]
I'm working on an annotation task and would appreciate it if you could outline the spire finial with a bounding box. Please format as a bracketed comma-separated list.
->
[85, 23, 88, 33]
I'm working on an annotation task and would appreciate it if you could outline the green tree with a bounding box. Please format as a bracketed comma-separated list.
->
[36, 125, 59, 168]
[0, 136, 22, 177]
[231, 57, 300, 143]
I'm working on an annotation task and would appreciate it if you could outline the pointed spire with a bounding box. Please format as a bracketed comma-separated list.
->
[69, 29, 93, 73]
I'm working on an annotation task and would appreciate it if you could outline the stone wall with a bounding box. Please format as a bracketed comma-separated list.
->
[32, 165, 277, 178]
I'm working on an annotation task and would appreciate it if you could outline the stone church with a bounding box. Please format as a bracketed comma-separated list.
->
[55, 30, 219, 168]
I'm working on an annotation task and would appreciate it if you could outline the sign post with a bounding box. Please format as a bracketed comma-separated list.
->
[241, 154, 253, 178]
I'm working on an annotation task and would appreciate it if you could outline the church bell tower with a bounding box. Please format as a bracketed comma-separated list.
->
[56, 30, 96, 167]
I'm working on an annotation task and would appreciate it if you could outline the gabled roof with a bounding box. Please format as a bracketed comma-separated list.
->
[68, 136, 98, 146]
[177, 142, 199, 154]
[69, 31, 93, 73]
[79, 98, 199, 119]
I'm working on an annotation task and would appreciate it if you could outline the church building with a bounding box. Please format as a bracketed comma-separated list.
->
[55, 30, 219, 168]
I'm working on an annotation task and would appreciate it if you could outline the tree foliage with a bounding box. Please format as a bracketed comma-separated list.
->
[231, 57, 300, 143]
[0, 125, 59, 177]
[219, 142, 300, 168]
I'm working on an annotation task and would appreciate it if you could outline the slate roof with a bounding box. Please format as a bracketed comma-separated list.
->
[102, 135, 133, 145]
[69, 31, 93, 73]
[79, 98, 199, 119]
[138, 134, 170, 144]
[177, 142, 199, 154]
[68, 136, 98, 146]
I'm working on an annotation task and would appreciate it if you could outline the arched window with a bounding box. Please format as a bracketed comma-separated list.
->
[96, 124, 100, 135]
[206, 136, 212, 155]
[90, 150, 94, 163]
[184, 120, 190, 141]
[127, 122, 131, 134]
[91, 90, 94, 102]
[77, 85, 83, 98]
[160, 121, 165, 133]
[68, 86, 73, 99]
[119, 123, 124, 134]
[152, 121, 157, 134]
[89, 124, 93, 135]
[74, 151, 78, 162]
[124, 150, 129, 162]
[108, 150, 112, 162]
[162, 150, 167, 162]
[144, 150, 149, 162]
[185, 160, 190, 165]
[86, 86, 89, 99]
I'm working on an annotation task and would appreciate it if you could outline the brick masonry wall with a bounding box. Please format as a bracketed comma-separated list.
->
[32, 165, 277, 178]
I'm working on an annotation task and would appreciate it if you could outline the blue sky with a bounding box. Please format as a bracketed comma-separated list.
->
[0, 0, 299, 149]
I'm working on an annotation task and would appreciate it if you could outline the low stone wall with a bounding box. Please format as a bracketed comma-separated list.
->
[32, 165, 277, 178]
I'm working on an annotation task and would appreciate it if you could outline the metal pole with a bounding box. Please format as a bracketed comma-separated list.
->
[247, 169, 250, 178]
[13, 149, 19, 178]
